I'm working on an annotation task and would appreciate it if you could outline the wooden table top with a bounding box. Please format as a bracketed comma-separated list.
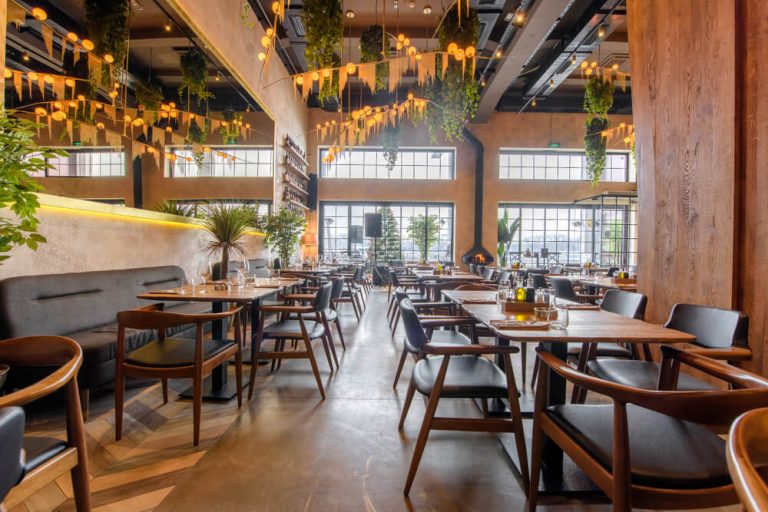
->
[442, 290, 692, 344]
[548, 275, 638, 291]
[137, 279, 300, 303]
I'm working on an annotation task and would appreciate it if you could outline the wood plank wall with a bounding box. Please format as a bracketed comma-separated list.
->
[629, 0, 768, 374]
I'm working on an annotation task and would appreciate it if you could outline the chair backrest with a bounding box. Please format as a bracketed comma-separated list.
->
[496, 270, 511, 284]
[607, 267, 620, 277]
[117, 305, 241, 332]
[469, 263, 477, 274]
[390, 270, 401, 287]
[532, 274, 548, 289]
[482, 268, 496, 281]
[550, 277, 579, 301]
[728, 408, 768, 512]
[600, 289, 647, 320]
[352, 266, 363, 281]
[314, 282, 333, 312]
[549, 264, 564, 275]
[664, 304, 749, 349]
[395, 287, 410, 304]
[0, 407, 25, 503]
[330, 278, 345, 300]
[399, 298, 429, 352]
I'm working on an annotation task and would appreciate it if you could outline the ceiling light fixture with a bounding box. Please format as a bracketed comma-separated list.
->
[408, 0, 416, 7]
[31, 7, 48, 20]
[513, 11, 525, 27]
[393, 0, 399, 9]
[345, 9, 355, 18]
[21, 52, 30, 62]
[531, 97, 537, 107]
[423, 5, 432, 14]
[164, 18, 172, 32]
[597, 25, 606, 38]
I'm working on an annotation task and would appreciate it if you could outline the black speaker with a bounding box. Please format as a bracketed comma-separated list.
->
[308, 173, 318, 211]
[350, 225, 363, 243]
[364, 213, 382, 238]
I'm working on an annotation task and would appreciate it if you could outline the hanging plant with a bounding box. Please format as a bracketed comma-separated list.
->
[219, 110, 242, 144]
[84, 0, 130, 73]
[135, 80, 163, 122]
[188, 118, 210, 168]
[179, 49, 214, 107]
[381, 120, 401, 171]
[360, 25, 387, 92]
[583, 75, 615, 184]
[418, 6, 480, 142]
[302, 0, 343, 105]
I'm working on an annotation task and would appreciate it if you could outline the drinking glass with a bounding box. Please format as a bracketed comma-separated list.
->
[196, 259, 212, 293]
[179, 278, 189, 295]
[498, 279, 511, 302]
[550, 307, 569, 329]
[228, 270, 243, 287]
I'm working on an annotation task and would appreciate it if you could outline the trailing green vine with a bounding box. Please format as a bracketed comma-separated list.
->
[188, 118, 210, 168]
[360, 25, 387, 93]
[381, 120, 401, 171]
[179, 49, 214, 107]
[135, 80, 164, 122]
[583, 75, 615, 184]
[219, 110, 242, 144]
[84, 0, 130, 82]
[302, 0, 343, 106]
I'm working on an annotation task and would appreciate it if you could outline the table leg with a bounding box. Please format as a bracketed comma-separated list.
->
[541, 341, 568, 479]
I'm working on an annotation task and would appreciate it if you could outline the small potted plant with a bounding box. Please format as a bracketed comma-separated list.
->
[200, 201, 258, 278]
[260, 206, 307, 269]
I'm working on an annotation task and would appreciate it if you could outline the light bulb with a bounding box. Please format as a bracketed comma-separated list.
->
[447, 42, 458, 55]
[31, 7, 48, 20]
[81, 39, 95, 51]
[164, 18, 172, 32]
[423, 5, 432, 14]
[104, 54, 114, 64]
[345, 62, 356, 74]
[258, 52, 266, 61]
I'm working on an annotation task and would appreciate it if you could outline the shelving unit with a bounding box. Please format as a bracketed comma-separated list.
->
[281, 135, 310, 211]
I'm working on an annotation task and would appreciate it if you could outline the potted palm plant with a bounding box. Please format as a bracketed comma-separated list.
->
[260, 206, 307, 269]
[497, 211, 520, 268]
[200, 202, 258, 278]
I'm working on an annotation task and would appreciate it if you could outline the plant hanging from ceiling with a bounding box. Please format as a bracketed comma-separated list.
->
[187, 118, 211, 168]
[583, 75, 615, 184]
[135, 80, 164, 121]
[302, 0, 343, 106]
[84, 0, 130, 74]
[219, 110, 243, 144]
[179, 49, 214, 107]
[381, 120, 401, 171]
[418, 5, 480, 142]
[360, 25, 387, 93]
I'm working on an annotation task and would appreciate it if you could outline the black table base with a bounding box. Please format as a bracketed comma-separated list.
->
[178, 366, 249, 401]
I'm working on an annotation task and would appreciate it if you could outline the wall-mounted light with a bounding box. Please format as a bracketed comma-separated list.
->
[531, 97, 537, 108]
[345, 9, 355, 18]
[512, 10, 525, 28]
[423, 5, 431, 14]
[597, 24, 606, 38]
[164, 18, 172, 32]
[408, 0, 416, 8]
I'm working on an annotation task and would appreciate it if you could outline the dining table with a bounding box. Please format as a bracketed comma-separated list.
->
[439, 288, 695, 495]
[548, 274, 639, 292]
[137, 278, 301, 401]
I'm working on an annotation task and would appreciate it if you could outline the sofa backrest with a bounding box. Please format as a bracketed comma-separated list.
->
[0, 266, 185, 339]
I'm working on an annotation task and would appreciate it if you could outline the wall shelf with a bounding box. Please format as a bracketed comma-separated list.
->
[282, 161, 310, 181]
[282, 179, 309, 195]
[283, 144, 309, 167]
[286, 199, 309, 211]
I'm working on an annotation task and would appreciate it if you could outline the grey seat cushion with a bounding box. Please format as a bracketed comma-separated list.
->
[430, 330, 472, 345]
[262, 320, 325, 339]
[587, 360, 717, 391]
[413, 355, 509, 398]
[567, 342, 633, 359]
[126, 338, 234, 367]
[22, 436, 68, 472]
[547, 404, 729, 489]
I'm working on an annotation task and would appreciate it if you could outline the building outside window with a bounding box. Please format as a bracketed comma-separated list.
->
[499, 149, 635, 182]
[320, 201, 454, 262]
[165, 146, 273, 177]
[319, 147, 455, 180]
[28, 147, 126, 177]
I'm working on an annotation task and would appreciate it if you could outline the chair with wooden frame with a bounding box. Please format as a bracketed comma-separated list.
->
[0, 336, 91, 511]
[550, 276, 602, 303]
[387, 270, 423, 321]
[116, 304, 243, 446]
[248, 282, 333, 400]
[281, 281, 341, 371]
[727, 407, 768, 512]
[397, 299, 529, 496]
[529, 346, 768, 511]
[588, 303, 751, 391]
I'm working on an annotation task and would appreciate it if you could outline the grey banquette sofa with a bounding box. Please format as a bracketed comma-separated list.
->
[0, 266, 210, 415]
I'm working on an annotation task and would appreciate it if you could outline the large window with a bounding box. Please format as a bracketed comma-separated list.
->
[499, 194, 638, 268]
[320, 202, 454, 262]
[176, 199, 271, 217]
[166, 146, 273, 177]
[319, 147, 455, 180]
[499, 150, 634, 182]
[29, 147, 125, 177]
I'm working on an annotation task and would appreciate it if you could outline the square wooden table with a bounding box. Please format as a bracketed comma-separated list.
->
[441, 289, 695, 494]
[138, 279, 301, 401]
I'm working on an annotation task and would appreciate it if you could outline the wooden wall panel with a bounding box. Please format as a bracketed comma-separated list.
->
[740, 0, 768, 374]
[628, 0, 737, 324]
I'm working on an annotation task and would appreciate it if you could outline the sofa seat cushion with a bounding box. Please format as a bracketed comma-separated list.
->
[413, 355, 509, 398]
[546, 404, 730, 489]
[126, 338, 234, 368]
[587, 360, 717, 391]
[22, 436, 68, 472]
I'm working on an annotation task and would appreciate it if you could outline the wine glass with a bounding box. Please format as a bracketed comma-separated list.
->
[196, 259, 212, 293]
[235, 258, 249, 284]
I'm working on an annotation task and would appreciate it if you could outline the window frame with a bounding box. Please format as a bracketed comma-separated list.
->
[318, 146, 456, 180]
[498, 148, 634, 182]
[165, 145, 275, 178]
[30, 146, 127, 178]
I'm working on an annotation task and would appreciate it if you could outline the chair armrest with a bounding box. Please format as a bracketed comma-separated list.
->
[282, 293, 316, 301]
[258, 305, 314, 313]
[413, 301, 453, 310]
[422, 343, 520, 355]
[420, 317, 477, 328]
[685, 346, 753, 361]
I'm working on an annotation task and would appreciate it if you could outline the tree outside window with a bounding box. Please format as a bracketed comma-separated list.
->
[407, 214, 441, 263]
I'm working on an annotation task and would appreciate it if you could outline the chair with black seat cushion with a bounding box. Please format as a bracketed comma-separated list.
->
[551, 277, 601, 304]
[727, 407, 768, 512]
[607, 267, 620, 277]
[588, 303, 751, 392]
[281, 281, 340, 370]
[249, 283, 333, 400]
[392, 292, 476, 388]
[397, 299, 529, 495]
[495, 270, 512, 284]
[529, 346, 768, 511]
[0, 407, 25, 506]
[531, 273, 548, 289]
[116, 304, 243, 446]
[468, 263, 477, 275]
[481, 267, 496, 281]
[0, 336, 90, 511]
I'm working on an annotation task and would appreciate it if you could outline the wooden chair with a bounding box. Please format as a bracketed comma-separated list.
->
[116, 304, 243, 446]
[0, 336, 91, 511]
[529, 346, 768, 511]
[727, 408, 768, 512]
[397, 299, 529, 496]
[0, 407, 25, 505]
[248, 282, 333, 400]
[550, 277, 601, 303]
[588, 303, 751, 391]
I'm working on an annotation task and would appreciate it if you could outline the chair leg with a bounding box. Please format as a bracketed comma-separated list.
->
[350, 298, 361, 321]
[531, 358, 540, 389]
[520, 343, 527, 388]
[161, 378, 169, 404]
[248, 333, 264, 400]
[398, 376, 417, 430]
[305, 337, 326, 399]
[393, 347, 408, 388]
[192, 371, 203, 446]
[335, 318, 347, 350]
[319, 332, 335, 372]
[392, 308, 402, 332]
[235, 347, 243, 408]
[403, 357, 448, 496]
[115, 365, 124, 441]
[503, 353, 530, 492]
[527, 418, 544, 512]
